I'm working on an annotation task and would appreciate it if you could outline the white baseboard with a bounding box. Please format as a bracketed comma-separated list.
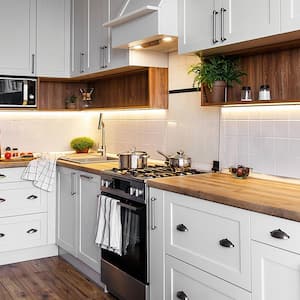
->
[0, 244, 58, 266]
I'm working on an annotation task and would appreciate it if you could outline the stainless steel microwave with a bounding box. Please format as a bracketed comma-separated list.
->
[0, 76, 37, 107]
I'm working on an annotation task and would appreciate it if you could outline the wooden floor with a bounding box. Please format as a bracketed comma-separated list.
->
[0, 256, 115, 299]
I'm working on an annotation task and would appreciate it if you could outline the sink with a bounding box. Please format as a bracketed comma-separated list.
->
[59, 154, 118, 164]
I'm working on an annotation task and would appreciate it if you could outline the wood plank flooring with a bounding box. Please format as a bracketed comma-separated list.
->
[0, 256, 115, 300]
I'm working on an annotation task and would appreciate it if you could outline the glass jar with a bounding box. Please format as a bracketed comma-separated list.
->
[241, 86, 252, 101]
[259, 85, 271, 100]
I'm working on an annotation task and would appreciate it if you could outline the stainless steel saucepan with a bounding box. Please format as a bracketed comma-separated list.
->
[118, 150, 149, 169]
[157, 150, 191, 170]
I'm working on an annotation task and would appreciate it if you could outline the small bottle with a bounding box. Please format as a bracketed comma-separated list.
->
[259, 85, 271, 100]
[241, 86, 252, 101]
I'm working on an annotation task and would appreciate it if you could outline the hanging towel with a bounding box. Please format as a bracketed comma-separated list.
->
[95, 195, 122, 255]
[122, 209, 140, 255]
[22, 157, 56, 192]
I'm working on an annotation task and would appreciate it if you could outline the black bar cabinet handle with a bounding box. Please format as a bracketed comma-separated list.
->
[219, 238, 235, 248]
[0, 198, 6, 203]
[177, 291, 189, 300]
[176, 224, 188, 232]
[26, 195, 38, 200]
[0, 174, 6, 178]
[0, 233, 5, 238]
[270, 229, 290, 240]
[26, 228, 38, 234]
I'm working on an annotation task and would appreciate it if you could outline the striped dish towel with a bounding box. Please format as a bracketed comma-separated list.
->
[22, 158, 56, 192]
[95, 195, 122, 255]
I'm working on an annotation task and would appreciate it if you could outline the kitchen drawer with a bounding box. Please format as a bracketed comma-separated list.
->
[165, 255, 251, 300]
[0, 182, 46, 217]
[0, 213, 47, 252]
[251, 212, 300, 254]
[164, 191, 251, 290]
[0, 167, 25, 183]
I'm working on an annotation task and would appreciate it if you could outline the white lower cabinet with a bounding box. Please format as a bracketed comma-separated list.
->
[57, 167, 101, 272]
[0, 167, 57, 265]
[0, 213, 47, 252]
[166, 255, 251, 300]
[78, 172, 101, 272]
[252, 241, 300, 300]
[164, 191, 251, 290]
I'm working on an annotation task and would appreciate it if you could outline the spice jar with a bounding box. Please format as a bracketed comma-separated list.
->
[259, 85, 271, 100]
[241, 86, 252, 101]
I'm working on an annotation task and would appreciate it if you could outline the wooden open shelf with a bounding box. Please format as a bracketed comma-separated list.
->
[38, 67, 168, 110]
[201, 47, 300, 106]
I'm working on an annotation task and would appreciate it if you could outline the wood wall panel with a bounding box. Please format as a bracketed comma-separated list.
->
[226, 47, 300, 103]
[39, 67, 168, 110]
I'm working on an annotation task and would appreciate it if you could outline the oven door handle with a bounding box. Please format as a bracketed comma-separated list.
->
[117, 202, 140, 211]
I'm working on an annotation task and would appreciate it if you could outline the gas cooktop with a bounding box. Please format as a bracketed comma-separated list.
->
[102, 165, 207, 181]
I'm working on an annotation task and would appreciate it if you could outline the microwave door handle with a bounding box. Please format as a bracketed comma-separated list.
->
[23, 81, 28, 105]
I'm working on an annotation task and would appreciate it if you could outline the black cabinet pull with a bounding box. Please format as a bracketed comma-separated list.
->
[0, 174, 6, 178]
[176, 224, 188, 232]
[26, 228, 38, 234]
[0, 233, 5, 238]
[177, 291, 189, 300]
[26, 195, 38, 200]
[0, 198, 6, 203]
[270, 229, 290, 240]
[219, 238, 235, 248]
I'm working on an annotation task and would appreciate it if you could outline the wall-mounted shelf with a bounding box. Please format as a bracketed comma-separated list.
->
[201, 47, 300, 107]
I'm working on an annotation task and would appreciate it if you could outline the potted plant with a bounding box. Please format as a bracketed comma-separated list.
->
[188, 55, 246, 103]
[70, 137, 94, 153]
[65, 95, 77, 109]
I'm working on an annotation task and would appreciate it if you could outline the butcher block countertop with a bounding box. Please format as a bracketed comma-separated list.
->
[147, 173, 300, 222]
[56, 160, 119, 175]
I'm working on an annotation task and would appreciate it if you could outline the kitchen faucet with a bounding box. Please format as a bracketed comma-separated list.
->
[97, 113, 106, 157]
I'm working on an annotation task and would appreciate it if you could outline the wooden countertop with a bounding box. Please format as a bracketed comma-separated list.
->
[56, 160, 119, 175]
[147, 173, 300, 222]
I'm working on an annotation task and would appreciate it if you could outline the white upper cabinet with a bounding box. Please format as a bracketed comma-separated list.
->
[281, 0, 300, 32]
[36, 0, 71, 77]
[0, 0, 36, 76]
[178, 0, 281, 54]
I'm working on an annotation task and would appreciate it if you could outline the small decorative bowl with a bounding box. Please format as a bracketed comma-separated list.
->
[229, 165, 251, 179]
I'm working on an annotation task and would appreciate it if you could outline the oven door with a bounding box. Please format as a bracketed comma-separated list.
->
[101, 192, 147, 284]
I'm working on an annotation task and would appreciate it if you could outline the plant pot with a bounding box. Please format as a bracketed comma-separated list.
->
[202, 81, 227, 104]
[76, 148, 89, 153]
[67, 102, 76, 109]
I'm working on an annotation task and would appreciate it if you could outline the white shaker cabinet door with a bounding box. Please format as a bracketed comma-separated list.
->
[252, 241, 300, 300]
[149, 188, 165, 300]
[77, 172, 101, 272]
[36, 0, 71, 77]
[0, 0, 36, 76]
[220, 0, 280, 47]
[178, 0, 214, 54]
[281, 0, 300, 32]
[57, 167, 78, 256]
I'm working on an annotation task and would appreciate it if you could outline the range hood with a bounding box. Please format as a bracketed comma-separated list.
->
[103, 0, 177, 52]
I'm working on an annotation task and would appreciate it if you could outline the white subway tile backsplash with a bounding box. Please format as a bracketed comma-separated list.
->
[221, 106, 300, 179]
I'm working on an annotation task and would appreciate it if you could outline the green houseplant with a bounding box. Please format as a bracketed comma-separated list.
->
[65, 95, 77, 109]
[188, 55, 246, 103]
[70, 137, 94, 153]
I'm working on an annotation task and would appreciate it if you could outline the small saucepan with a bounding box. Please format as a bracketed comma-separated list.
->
[157, 150, 191, 170]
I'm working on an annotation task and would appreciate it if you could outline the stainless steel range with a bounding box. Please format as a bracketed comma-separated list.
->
[99, 166, 206, 300]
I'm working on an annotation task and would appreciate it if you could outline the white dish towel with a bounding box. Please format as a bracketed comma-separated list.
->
[22, 157, 56, 192]
[95, 195, 122, 255]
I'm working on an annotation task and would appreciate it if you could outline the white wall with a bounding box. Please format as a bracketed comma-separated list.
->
[0, 112, 99, 153]
[220, 106, 300, 179]
[104, 52, 220, 170]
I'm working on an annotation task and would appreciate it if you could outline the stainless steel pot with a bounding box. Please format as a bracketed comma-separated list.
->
[157, 150, 191, 170]
[118, 150, 149, 169]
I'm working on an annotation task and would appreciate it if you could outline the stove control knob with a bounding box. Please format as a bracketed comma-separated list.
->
[101, 179, 105, 187]
[130, 187, 136, 196]
[105, 180, 110, 188]
[135, 188, 143, 197]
